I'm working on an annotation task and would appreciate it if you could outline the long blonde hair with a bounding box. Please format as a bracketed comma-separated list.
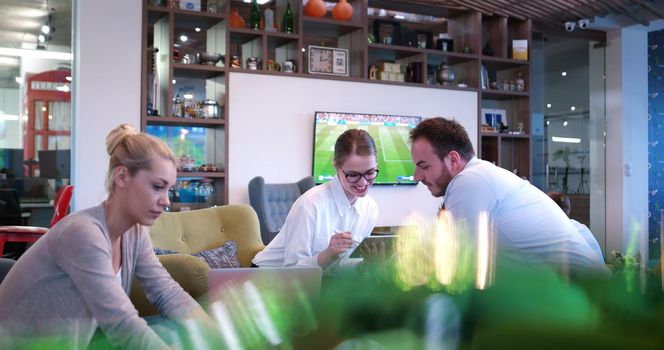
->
[105, 124, 176, 194]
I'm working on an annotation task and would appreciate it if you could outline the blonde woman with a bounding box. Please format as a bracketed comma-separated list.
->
[0, 124, 218, 349]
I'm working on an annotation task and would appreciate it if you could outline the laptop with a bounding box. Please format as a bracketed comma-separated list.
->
[207, 266, 323, 303]
[207, 267, 323, 346]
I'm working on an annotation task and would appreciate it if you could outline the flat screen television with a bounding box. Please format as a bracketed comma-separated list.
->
[312, 111, 421, 185]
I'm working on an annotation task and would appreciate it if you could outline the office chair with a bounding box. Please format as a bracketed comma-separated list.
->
[0, 185, 74, 255]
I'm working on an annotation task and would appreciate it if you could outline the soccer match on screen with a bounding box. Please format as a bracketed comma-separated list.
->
[313, 111, 421, 185]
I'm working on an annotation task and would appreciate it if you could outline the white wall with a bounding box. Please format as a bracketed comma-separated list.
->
[605, 27, 649, 261]
[228, 73, 478, 226]
[72, 0, 142, 210]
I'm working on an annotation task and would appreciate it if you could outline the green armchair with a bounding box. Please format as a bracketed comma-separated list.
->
[129, 204, 265, 316]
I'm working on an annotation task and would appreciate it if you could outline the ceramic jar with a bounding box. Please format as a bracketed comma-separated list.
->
[230, 8, 246, 28]
[304, 0, 326, 18]
[437, 63, 455, 85]
[332, 0, 353, 21]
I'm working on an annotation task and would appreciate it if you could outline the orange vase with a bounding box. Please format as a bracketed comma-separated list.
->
[304, 0, 326, 18]
[332, 0, 353, 21]
[230, 8, 246, 28]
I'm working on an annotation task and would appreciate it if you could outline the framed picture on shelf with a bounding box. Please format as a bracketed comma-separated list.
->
[307, 46, 348, 76]
[481, 108, 507, 129]
[373, 19, 401, 45]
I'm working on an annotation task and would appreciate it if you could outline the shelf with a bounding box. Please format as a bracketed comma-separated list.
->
[481, 56, 529, 70]
[229, 28, 264, 43]
[266, 31, 300, 40]
[177, 171, 225, 178]
[303, 17, 364, 38]
[143, 1, 532, 205]
[266, 32, 300, 47]
[173, 63, 226, 79]
[146, 116, 225, 127]
[367, 15, 446, 32]
[368, 43, 425, 61]
[368, 44, 480, 67]
[481, 132, 530, 139]
[501, 133, 530, 139]
[147, 6, 169, 25]
[481, 89, 529, 100]
[424, 49, 479, 63]
[173, 8, 225, 19]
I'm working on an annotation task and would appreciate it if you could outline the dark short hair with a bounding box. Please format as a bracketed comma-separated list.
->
[409, 117, 475, 161]
[334, 129, 377, 166]
[547, 191, 571, 216]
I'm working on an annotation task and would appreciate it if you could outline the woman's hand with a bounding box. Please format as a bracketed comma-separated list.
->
[328, 232, 354, 255]
[361, 239, 386, 266]
[317, 232, 353, 268]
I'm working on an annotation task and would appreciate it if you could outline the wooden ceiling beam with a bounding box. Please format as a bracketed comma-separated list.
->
[528, 0, 592, 22]
[488, 0, 565, 27]
[566, 0, 610, 18]
[629, 0, 664, 19]
[587, 0, 618, 15]
[605, 0, 650, 25]
[454, 0, 527, 19]
[374, 0, 655, 28]
[483, 0, 532, 18]
[446, 0, 495, 16]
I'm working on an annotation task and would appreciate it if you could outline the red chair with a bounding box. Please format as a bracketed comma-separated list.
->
[0, 185, 74, 255]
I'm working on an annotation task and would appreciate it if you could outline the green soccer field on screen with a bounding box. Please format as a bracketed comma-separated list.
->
[312, 111, 421, 185]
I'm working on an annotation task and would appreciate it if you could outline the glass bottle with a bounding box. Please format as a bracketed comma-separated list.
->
[516, 72, 525, 92]
[283, 2, 294, 33]
[172, 94, 183, 117]
[250, 0, 261, 30]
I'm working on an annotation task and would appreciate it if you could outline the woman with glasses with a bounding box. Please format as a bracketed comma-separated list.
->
[252, 129, 379, 273]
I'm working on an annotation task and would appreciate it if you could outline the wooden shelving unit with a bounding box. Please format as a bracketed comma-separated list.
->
[140, 0, 533, 209]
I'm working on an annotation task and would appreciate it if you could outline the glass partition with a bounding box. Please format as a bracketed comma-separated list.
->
[0, 0, 72, 235]
[531, 33, 607, 257]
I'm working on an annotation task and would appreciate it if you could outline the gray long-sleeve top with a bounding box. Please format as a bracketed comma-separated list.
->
[0, 203, 200, 349]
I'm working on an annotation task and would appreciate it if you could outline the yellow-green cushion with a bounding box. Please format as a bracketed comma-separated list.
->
[149, 205, 264, 267]
[130, 205, 265, 316]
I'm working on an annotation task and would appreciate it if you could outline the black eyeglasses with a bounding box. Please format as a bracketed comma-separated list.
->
[341, 168, 379, 183]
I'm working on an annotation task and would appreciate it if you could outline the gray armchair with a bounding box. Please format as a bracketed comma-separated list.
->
[248, 176, 315, 245]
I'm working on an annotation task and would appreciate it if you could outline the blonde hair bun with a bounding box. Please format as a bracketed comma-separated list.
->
[106, 124, 138, 156]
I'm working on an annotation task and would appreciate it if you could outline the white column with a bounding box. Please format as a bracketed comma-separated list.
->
[605, 26, 649, 262]
[72, 0, 142, 210]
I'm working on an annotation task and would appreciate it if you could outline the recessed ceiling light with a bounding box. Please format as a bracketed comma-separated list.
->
[552, 136, 580, 143]
[561, 71, 567, 76]
[563, 120, 568, 127]
[546, 103, 551, 108]
[570, 106, 576, 111]
[195, 27, 201, 32]
[180, 35, 188, 42]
